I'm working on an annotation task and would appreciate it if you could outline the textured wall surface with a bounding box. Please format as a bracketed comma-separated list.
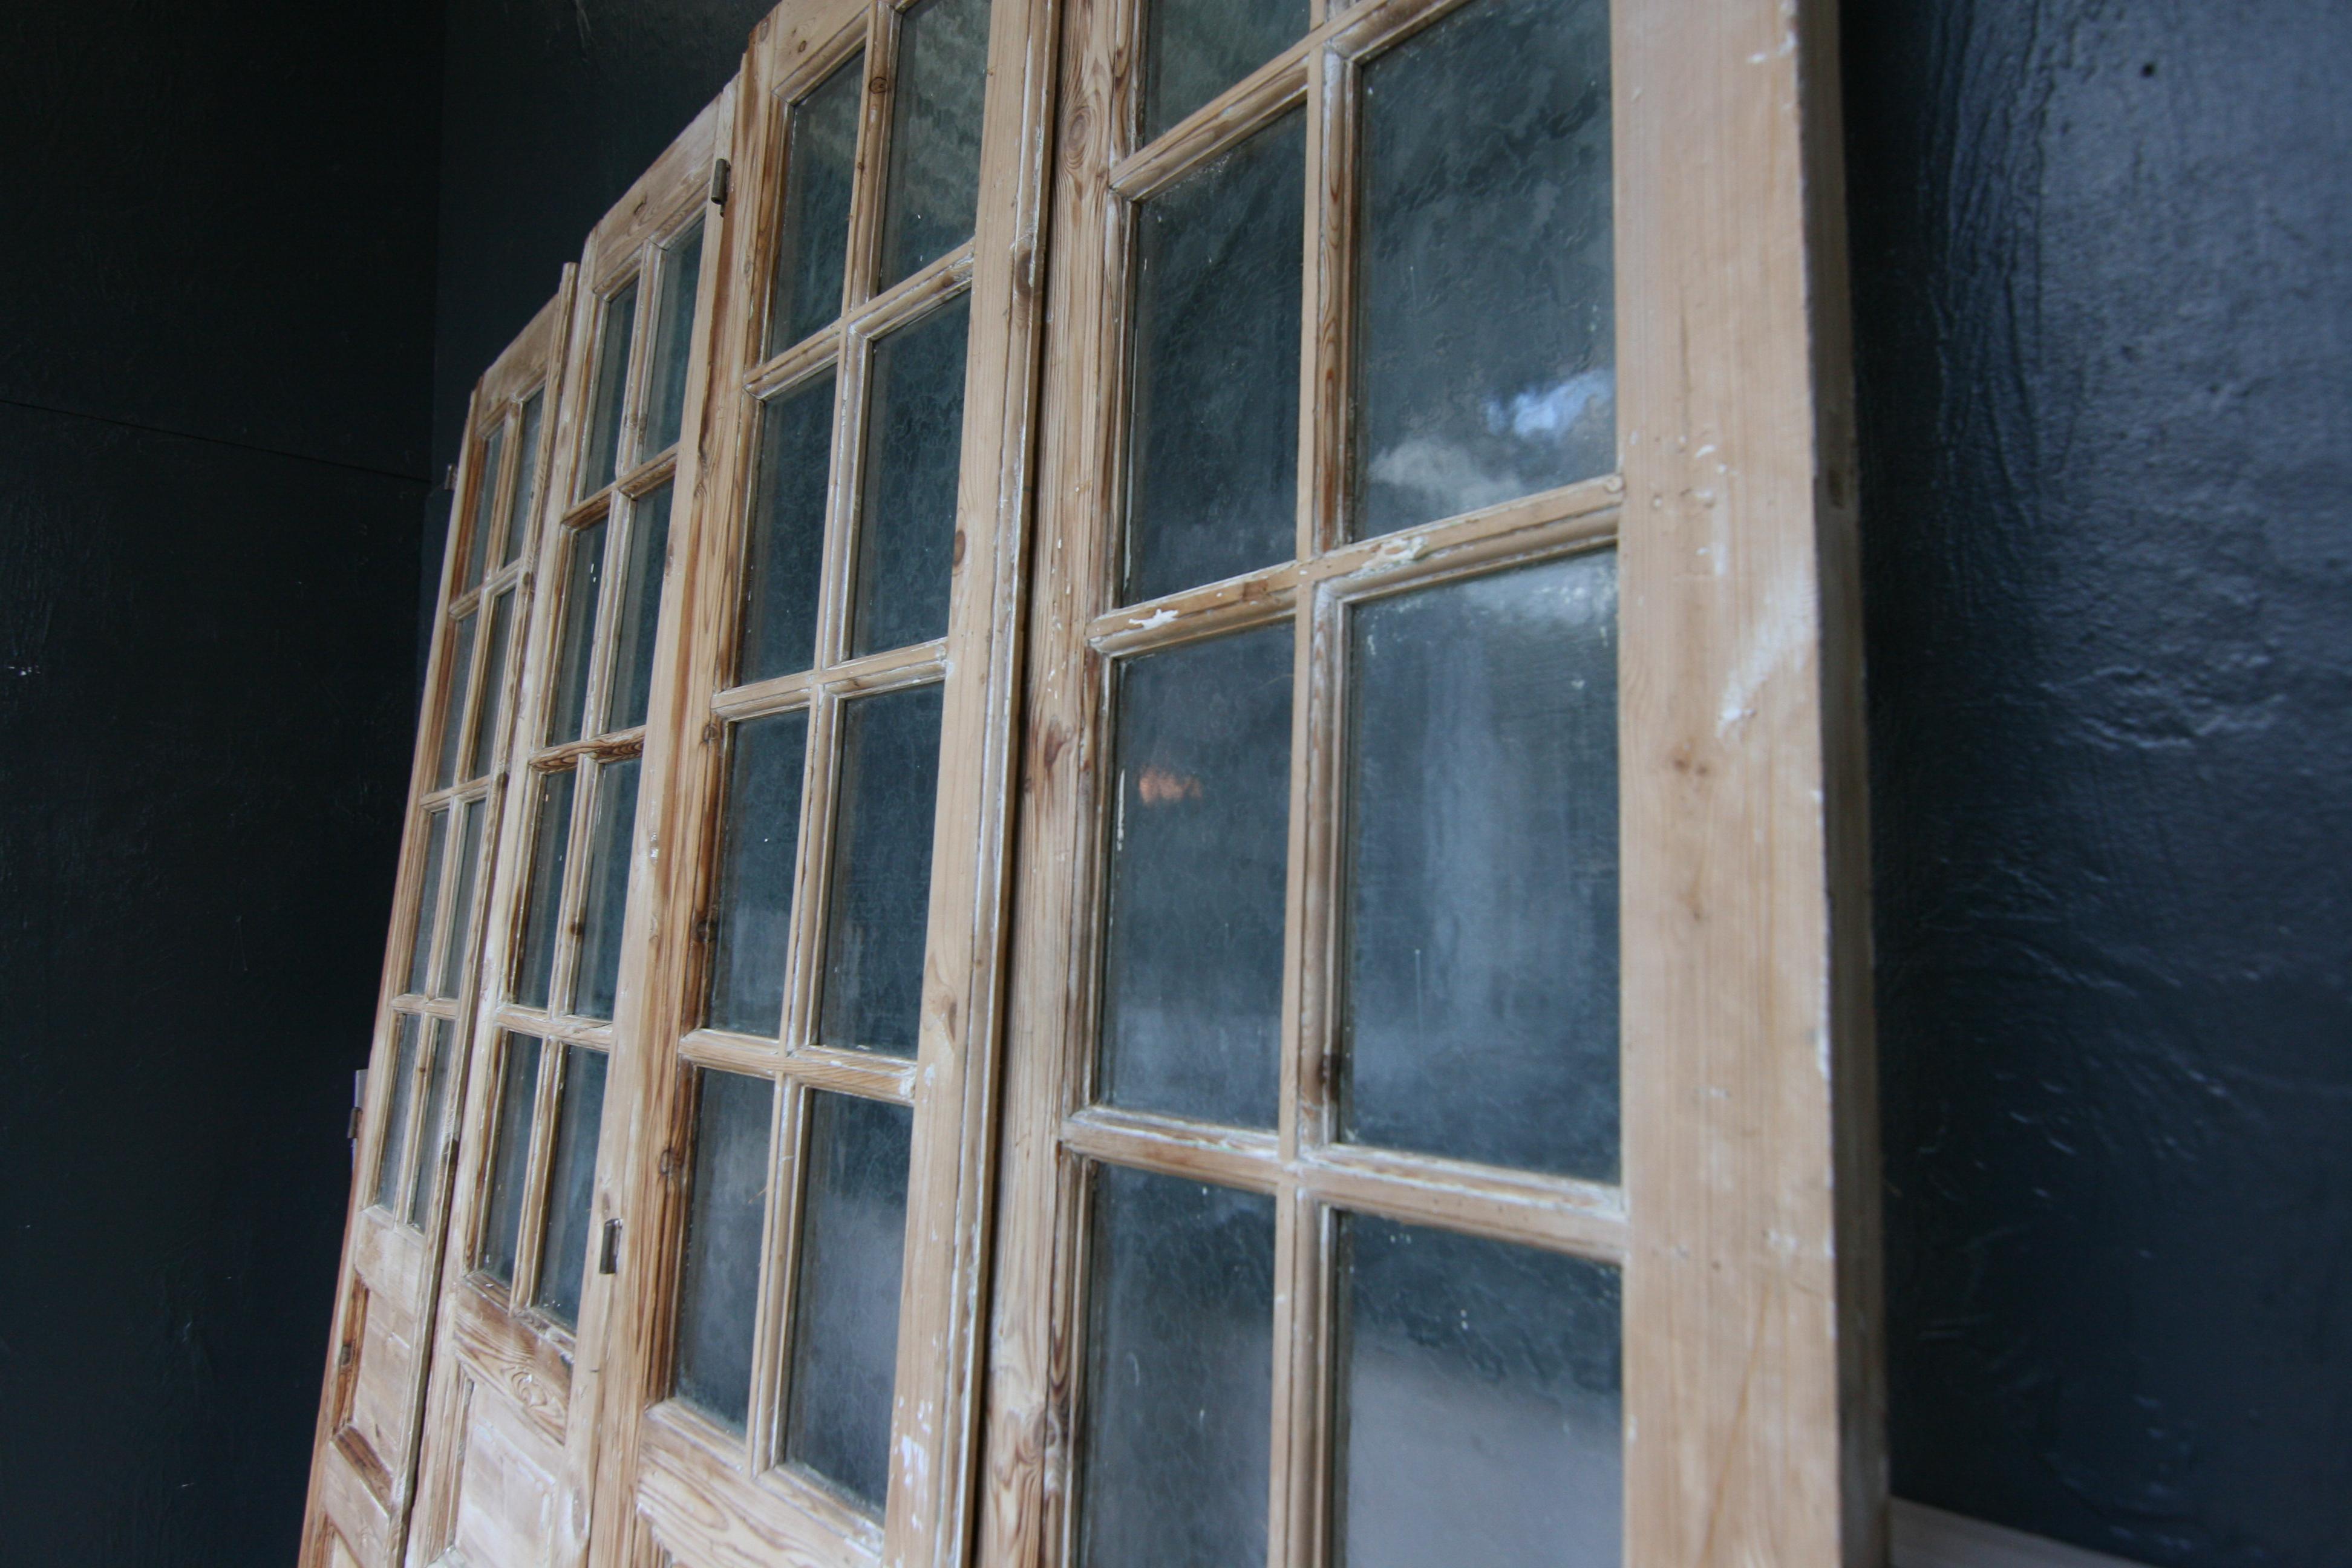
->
[1847, 3, 2352, 1564]
[0, 0, 440, 1561]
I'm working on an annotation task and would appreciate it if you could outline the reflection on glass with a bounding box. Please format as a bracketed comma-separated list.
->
[407, 809, 449, 995]
[1100, 629, 1289, 1126]
[583, 279, 639, 495]
[642, 221, 704, 461]
[434, 610, 477, 789]
[534, 1045, 610, 1329]
[1353, 0, 1614, 536]
[706, 713, 810, 1037]
[1344, 552, 1618, 1178]
[819, 684, 943, 1056]
[513, 769, 578, 1010]
[467, 587, 515, 780]
[572, 758, 641, 1022]
[432, 799, 485, 1001]
[1079, 1166, 1274, 1568]
[853, 296, 969, 655]
[463, 424, 505, 590]
[783, 1092, 914, 1511]
[878, 0, 989, 287]
[769, 55, 863, 354]
[737, 372, 835, 683]
[606, 483, 673, 732]
[372, 1014, 423, 1211]
[547, 519, 607, 746]
[1143, 0, 1307, 143]
[675, 1070, 775, 1432]
[405, 1019, 455, 1229]
[1125, 110, 1302, 604]
[503, 391, 544, 568]
[479, 1033, 543, 1287]
[1336, 1217, 1622, 1568]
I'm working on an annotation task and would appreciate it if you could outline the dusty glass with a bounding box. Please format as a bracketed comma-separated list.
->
[1078, 1166, 1275, 1568]
[478, 1033, 543, 1287]
[466, 587, 515, 780]
[607, 482, 673, 733]
[434, 610, 477, 789]
[502, 390, 543, 568]
[705, 713, 809, 1037]
[674, 1070, 776, 1432]
[432, 799, 485, 1001]
[1351, 0, 1614, 536]
[1336, 1215, 1622, 1568]
[404, 1019, 455, 1229]
[572, 758, 641, 1022]
[534, 1045, 610, 1330]
[406, 808, 449, 996]
[463, 424, 505, 590]
[783, 1091, 915, 1511]
[852, 295, 969, 655]
[769, 55, 863, 354]
[1343, 550, 1619, 1178]
[1124, 111, 1302, 604]
[583, 279, 638, 495]
[818, 684, 942, 1056]
[737, 372, 835, 683]
[1142, 0, 1307, 143]
[1099, 627, 1290, 1126]
[372, 1013, 423, 1211]
[513, 768, 578, 1010]
[641, 220, 704, 460]
[877, 0, 989, 287]
[547, 518, 607, 746]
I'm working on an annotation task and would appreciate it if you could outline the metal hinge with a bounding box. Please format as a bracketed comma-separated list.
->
[598, 1217, 623, 1275]
[709, 158, 732, 209]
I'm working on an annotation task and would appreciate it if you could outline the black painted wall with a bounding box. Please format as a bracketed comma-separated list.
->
[1849, 2, 2352, 1564]
[0, 0, 442, 1562]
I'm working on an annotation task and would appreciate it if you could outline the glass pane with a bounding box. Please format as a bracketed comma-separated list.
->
[1352, 0, 1614, 537]
[1124, 110, 1302, 604]
[432, 798, 486, 1001]
[852, 295, 968, 655]
[466, 587, 516, 780]
[606, 484, 673, 732]
[404, 1020, 456, 1229]
[1100, 628, 1289, 1126]
[675, 1070, 776, 1432]
[1143, 0, 1307, 143]
[534, 1045, 610, 1329]
[769, 54, 863, 354]
[737, 372, 835, 684]
[877, 0, 989, 287]
[568, 759, 641, 1021]
[706, 713, 810, 1036]
[462, 424, 505, 590]
[434, 610, 477, 789]
[406, 809, 450, 995]
[371, 1014, 423, 1211]
[818, 684, 942, 1056]
[1078, 1166, 1274, 1568]
[1336, 1217, 1622, 1568]
[547, 518, 607, 746]
[479, 1033, 543, 1287]
[503, 390, 544, 567]
[513, 768, 578, 1010]
[783, 1092, 914, 1511]
[641, 221, 704, 461]
[1343, 552, 1618, 1178]
[583, 279, 638, 495]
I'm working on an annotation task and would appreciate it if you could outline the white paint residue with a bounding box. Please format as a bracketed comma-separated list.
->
[1367, 534, 1427, 571]
[1129, 607, 1178, 631]
[1716, 571, 1813, 738]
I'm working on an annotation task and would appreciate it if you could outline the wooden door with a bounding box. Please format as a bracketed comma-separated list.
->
[399, 93, 737, 1568]
[305, 287, 573, 1568]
